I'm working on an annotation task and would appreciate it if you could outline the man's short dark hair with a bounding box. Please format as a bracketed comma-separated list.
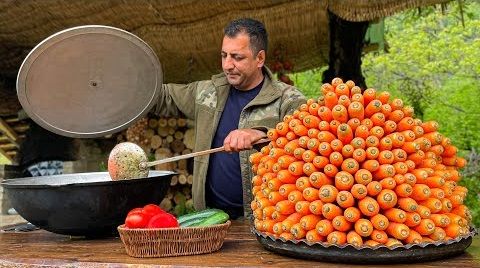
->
[224, 18, 268, 55]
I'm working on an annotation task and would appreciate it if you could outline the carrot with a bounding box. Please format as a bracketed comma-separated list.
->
[354, 218, 374, 237]
[318, 142, 332, 157]
[249, 152, 264, 165]
[354, 125, 370, 139]
[268, 191, 287, 204]
[330, 139, 344, 152]
[293, 124, 308, 137]
[430, 213, 451, 228]
[440, 198, 453, 213]
[317, 131, 336, 143]
[384, 208, 407, 223]
[262, 205, 277, 219]
[282, 139, 298, 152]
[271, 211, 288, 222]
[395, 183, 413, 198]
[411, 125, 425, 138]
[416, 205, 431, 219]
[414, 219, 435, 235]
[371, 230, 388, 244]
[418, 198, 442, 214]
[345, 80, 356, 89]
[365, 147, 380, 160]
[444, 224, 462, 238]
[380, 177, 397, 190]
[324, 163, 339, 178]
[363, 88, 377, 104]
[301, 150, 317, 163]
[390, 98, 404, 110]
[295, 177, 311, 192]
[411, 184, 431, 201]
[338, 94, 351, 107]
[347, 101, 365, 120]
[254, 219, 264, 231]
[358, 197, 380, 217]
[321, 83, 334, 95]
[347, 118, 362, 132]
[319, 185, 339, 203]
[344, 207, 361, 223]
[367, 181, 383, 196]
[354, 169, 373, 185]
[351, 93, 364, 105]
[451, 205, 471, 221]
[324, 91, 338, 110]
[316, 219, 335, 236]
[402, 106, 415, 117]
[351, 137, 366, 149]
[290, 223, 307, 239]
[378, 136, 393, 152]
[327, 231, 347, 245]
[386, 222, 410, 240]
[365, 135, 380, 148]
[377, 189, 398, 210]
[335, 171, 355, 191]
[332, 215, 352, 232]
[278, 184, 297, 197]
[277, 169, 298, 184]
[312, 155, 329, 169]
[371, 113, 386, 127]
[302, 162, 318, 176]
[293, 148, 306, 160]
[352, 148, 367, 163]
[370, 126, 385, 140]
[302, 187, 320, 202]
[404, 212, 421, 227]
[347, 231, 364, 247]
[329, 152, 344, 167]
[288, 161, 305, 176]
[337, 123, 353, 144]
[388, 110, 405, 123]
[404, 173, 417, 186]
[279, 232, 295, 241]
[429, 227, 447, 241]
[335, 83, 350, 97]
[378, 150, 395, 165]
[272, 222, 284, 235]
[278, 155, 297, 169]
[341, 144, 355, 158]
[364, 240, 380, 247]
[285, 131, 297, 141]
[308, 172, 331, 188]
[404, 229, 423, 244]
[430, 188, 445, 199]
[287, 190, 305, 203]
[396, 117, 415, 131]
[365, 99, 383, 117]
[306, 229, 325, 243]
[307, 129, 320, 140]
[298, 136, 310, 149]
[336, 190, 355, 208]
[373, 164, 396, 180]
[371, 214, 390, 231]
[309, 200, 324, 215]
[295, 201, 311, 215]
[322, 203, 344, 220]
[275, 200, 296, 216]
[256, 198, 271, 210]
[351, 184, 368, 199]
[350, 85, 362, 95]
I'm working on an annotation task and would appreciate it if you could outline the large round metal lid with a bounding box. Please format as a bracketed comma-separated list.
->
[17, 25, 162, 138]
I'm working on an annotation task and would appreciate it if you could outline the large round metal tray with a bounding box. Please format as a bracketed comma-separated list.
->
[253, 228, 476, 264]
[17, 25, 162, 138]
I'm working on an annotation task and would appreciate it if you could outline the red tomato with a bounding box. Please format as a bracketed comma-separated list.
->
[147, 212, 179, 228]
[127, 207, 143, 216]
[125, 212, 149, 228]
[143, 204, 165, 217]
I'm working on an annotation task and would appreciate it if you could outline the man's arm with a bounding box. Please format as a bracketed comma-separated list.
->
[153, 83, 198, 119]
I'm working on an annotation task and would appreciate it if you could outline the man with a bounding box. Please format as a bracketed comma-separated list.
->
[155, 18, 306, 219]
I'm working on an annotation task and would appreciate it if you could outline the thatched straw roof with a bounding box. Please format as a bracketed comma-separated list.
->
[0, 0, 449, 115]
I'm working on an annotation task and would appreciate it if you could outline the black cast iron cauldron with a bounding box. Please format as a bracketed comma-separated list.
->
[1, 171, 174, 237]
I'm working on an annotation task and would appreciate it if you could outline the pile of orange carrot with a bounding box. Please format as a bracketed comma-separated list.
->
[249, 78, 470, 247]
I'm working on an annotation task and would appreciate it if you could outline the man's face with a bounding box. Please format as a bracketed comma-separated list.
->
[221, 33, 264, 90]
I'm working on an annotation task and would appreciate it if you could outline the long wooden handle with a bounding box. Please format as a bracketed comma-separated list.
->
[143, 138, 270, 168]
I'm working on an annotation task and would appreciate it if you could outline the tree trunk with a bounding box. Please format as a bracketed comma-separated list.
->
[323, 11, 369, 90]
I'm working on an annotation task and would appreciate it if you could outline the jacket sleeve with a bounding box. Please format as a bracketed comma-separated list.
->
[153, 82, 198, 119]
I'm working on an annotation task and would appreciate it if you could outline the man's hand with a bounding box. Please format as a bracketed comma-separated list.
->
[223, 129, 267, 152]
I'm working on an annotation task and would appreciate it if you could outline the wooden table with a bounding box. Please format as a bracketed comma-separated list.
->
[0, 220, 479, 267]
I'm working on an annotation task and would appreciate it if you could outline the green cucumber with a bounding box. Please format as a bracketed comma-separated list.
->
[179, 218, 205, 227]
[193, 211, 230, 227]
[177, 208, 223, 225]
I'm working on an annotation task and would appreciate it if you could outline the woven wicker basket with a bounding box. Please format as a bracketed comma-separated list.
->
[117, 221, 231, 257]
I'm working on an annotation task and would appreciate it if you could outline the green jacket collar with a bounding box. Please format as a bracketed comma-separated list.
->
[211, 67, 283, 109]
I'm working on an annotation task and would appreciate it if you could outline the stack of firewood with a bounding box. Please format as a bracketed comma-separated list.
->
[117, 115, 195, 216]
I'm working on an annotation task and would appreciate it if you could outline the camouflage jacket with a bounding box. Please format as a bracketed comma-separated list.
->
[154, 67, 306, 218]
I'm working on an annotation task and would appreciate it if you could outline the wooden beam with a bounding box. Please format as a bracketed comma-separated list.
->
[0, 143, 16, 151]
[0, 147, 13, 164]
[0, 117, 19, 147]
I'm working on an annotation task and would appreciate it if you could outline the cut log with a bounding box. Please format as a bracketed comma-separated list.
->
[177, 159, 188, 170]
[183, 129, 195, 150]
[174, 131, 184, 140]
[166, 135, 174, 144]
[187, 174, 193, 185]
[144, 129, 155, 139]
[150, 135, 162, 150]
[159, 198, 173, 212]
[157, 126, 169, 137]
[170, 175, 178, 186]
[177, 118, 187, 127]
[170, 139, 186, 154]
[167, 118, 177, 128]
[158, 118, 168, 128]
[148, 118, 158, 128]
[178, 174, 187, 185]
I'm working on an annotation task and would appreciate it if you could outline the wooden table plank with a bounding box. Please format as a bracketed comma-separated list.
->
[0, 220, 479, 267]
